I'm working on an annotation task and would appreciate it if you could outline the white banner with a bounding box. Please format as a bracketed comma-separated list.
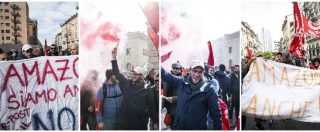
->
[242, 58, 320, 122]
[0, 56, 79, 130]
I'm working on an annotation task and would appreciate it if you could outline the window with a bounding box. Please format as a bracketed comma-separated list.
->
[4, 9, 9, 13]
[290, 22, 294, 27]
[229, 59, 233, 68]
[5, 16, 9, 19]
[0, 9, 3, 12]
[5, 23, 9, 26]
[143, 49, 148, 56]
[6, 36, 10, 40]
[126, 48, 131, 55]
[5, 30, 9, 33]
[1, 30, 3, 33]
[229, 46, 232, 53]
[4, 2, 9, 6]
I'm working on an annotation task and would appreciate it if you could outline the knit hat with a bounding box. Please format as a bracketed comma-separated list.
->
[105, 69, 114, 80]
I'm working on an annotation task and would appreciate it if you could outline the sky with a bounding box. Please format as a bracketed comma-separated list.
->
[28, 2, 78, 46]
[177, 1, 241, 41]
[242, 1, 292, 43]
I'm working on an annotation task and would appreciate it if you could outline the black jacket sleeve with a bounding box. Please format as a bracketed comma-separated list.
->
[111, 60, 129, 91]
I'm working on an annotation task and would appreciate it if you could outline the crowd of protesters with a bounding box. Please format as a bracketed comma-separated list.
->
[0, 43, 79, 62]
[161, 60, 240, 130]
[80, 46, 159, 130]
[241, 51, 320, 130]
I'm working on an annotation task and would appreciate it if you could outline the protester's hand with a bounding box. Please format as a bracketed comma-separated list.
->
[88, 106, 94, 112]
[112, 47, 117, 60]
[153, 124, 159, 130]
[98, 122, 104, 130]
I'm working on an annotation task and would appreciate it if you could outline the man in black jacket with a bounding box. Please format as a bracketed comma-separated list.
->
[111, 47, 158, 130]
[229, 65, 240, 128]
[215, 64, 231, 104]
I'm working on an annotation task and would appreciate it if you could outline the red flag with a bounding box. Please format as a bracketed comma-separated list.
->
[139, 2, 159, 53]
[147, 28, 159, 51]
[161, 51, 172, 62]
[246, 47, 252, 59]
[139, 2, 159, 33]
[289, 2, 305, 59]
[218, 99, 230, 130]
[302, 14, 320, 38]
[44, 39, 48, 56]
[207, 41, 214, 66]
[177, 60, 187, 76]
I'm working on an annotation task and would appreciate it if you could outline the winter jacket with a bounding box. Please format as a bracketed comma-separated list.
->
[95, 83, 123, 123]
[112, 60, 157, 130]
[161, 67, 222, 130]
[230, 73, 240, 104]
[215, 70, 231, 102]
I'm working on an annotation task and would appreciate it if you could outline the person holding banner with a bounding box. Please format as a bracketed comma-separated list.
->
[111, 47, 158, 130]
[309, 57, 320, 70]
[0, 52, 9, 61]
[161, 60, 222, 130]
[17, 44, 34, 60]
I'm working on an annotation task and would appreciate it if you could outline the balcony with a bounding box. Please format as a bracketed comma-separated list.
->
[11, 4, 20, 10]
[11, 11, 20, 17]
[11, 26, 20, 31]
[11, 19, 20, 24]
[12, 32, 21, 37]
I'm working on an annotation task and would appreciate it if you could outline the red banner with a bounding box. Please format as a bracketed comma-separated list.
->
[289, 2, 305, 59]
[303, 14, 320, 38]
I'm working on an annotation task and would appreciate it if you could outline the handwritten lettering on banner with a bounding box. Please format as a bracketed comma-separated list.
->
[242, 58, 320, 122]
[0, 56, 79, 130]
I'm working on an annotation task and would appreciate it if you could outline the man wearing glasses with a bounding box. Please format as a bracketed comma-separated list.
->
[111, 47, 158, 130]
[48, 44, 58, 56]
[161, 60, 222, 130]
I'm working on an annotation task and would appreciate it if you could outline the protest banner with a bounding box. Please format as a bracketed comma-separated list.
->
[242, 58, 320, 122]
[0, 56, 79, 130]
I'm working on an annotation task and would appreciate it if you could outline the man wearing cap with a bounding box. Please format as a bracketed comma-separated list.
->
[162, 62, 182, 129]
[96, 69, 123, 130]
[161, 60, 222, 130]
[17, 44, 34, 60]
[111, 47, 158, 130]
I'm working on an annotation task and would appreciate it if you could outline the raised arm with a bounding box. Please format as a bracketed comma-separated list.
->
[111, 47, 129, 86]
[161, 67, 183, 86]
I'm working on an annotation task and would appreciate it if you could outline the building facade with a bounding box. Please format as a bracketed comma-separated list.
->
[213, 31, 240, 69]
[118, 31, 159, 74]
[279, 14, 294, 53]
[241, 21, 262, 58]
[27, 19, 38, 45]
[0, 2, 29, 45]
[259, 27, 273, 52]
[60, 13, 78, 51]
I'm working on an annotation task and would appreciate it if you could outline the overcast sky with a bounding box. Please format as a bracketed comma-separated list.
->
[177, 1, 241, 40]
[28, 2, 78, 46]
[242, 1, 292, 42]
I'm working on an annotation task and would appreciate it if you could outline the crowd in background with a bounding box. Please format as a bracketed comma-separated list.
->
[0, 43, 79, 62]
